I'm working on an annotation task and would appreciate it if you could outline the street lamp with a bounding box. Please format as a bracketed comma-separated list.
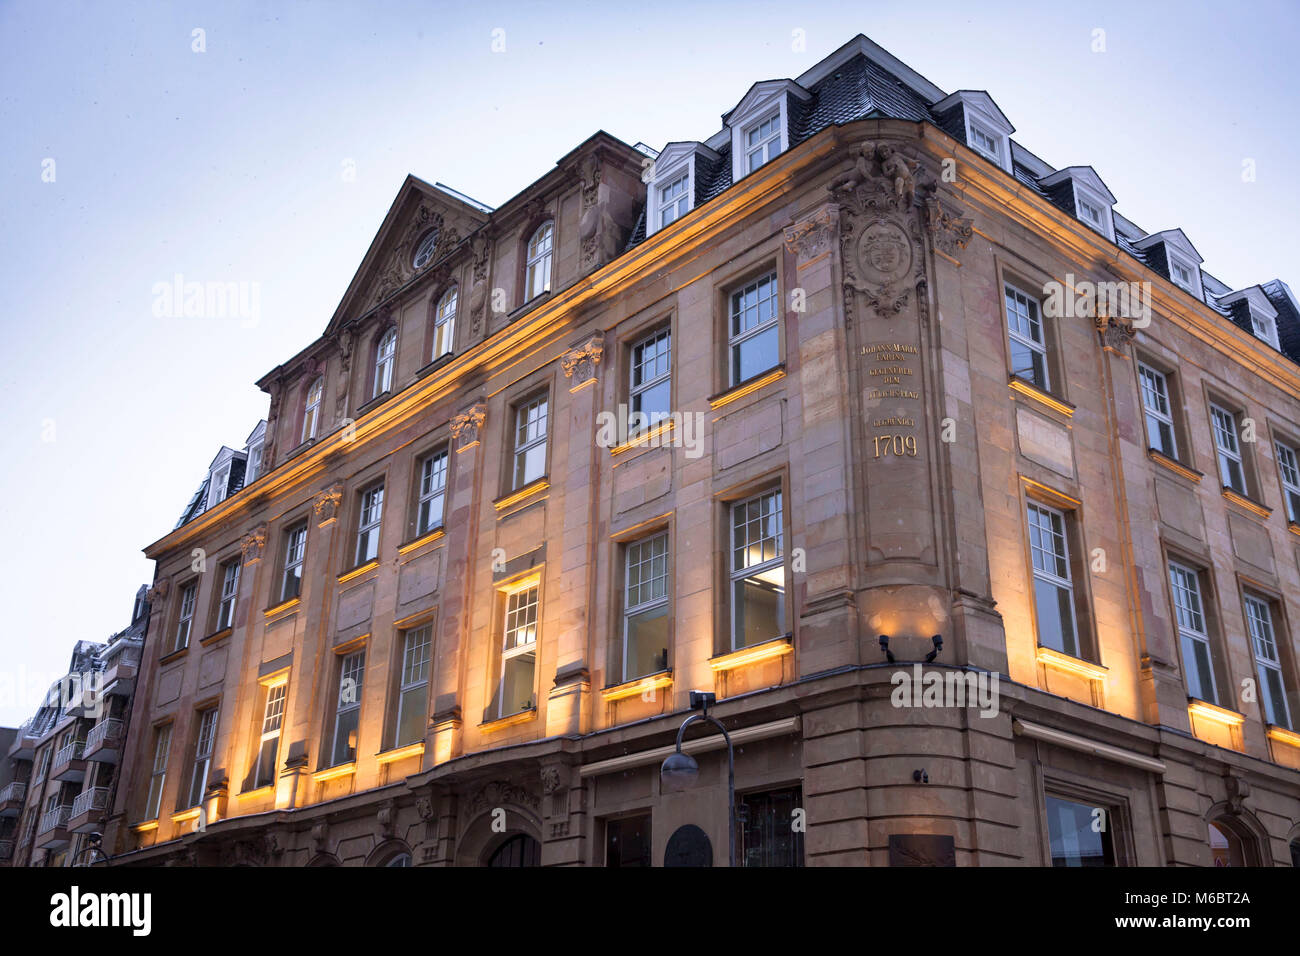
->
[660, 690, 736, 868]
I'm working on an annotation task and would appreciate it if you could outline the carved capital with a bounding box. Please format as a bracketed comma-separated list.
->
[924, 196, 974, 256]
[241, 523, 268, 564]
[783, 207, 838, 262]
[1095, 314, 1135, 353]
[145, 578, 170, 606]
[313, 483, 343, 526]
[451, 403, 487, 452]
[562, 335, 605, 390]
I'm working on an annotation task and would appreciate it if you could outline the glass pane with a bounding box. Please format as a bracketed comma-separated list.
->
[732, 325, 779, 385]
[625, 604, 669, 680]
[1046, 796, 1114, 867]
[501, 652, 536, 715]
[1034, 578, 1077, 656]
[606, 814, 653, 867]
[397, 685, 429, 748]
[739, 787, 804, 867]
[733, 573, 784, 648]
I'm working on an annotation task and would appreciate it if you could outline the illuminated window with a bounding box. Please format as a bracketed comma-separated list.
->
[1006, 284, 1048, 390]
[1244, 593, 1291, 730]
[302, 376, 324, 444]
[493, 583, 539, 719]
[373, 328, 396, 398]
[174, 582, 196, 652]
[622, 532, 669, 682]
[254, 682, 287, 789]
[1168, 561, 1217, 704]
[354, 483, 384, 566]
[525, 222, 553, 300]
[1137, 363, 1178, 459]
[416, 448, 449, 536]
[396, 625, 432, 748]
[216, 560, 240, 631]
[330, 651, 365, 766]
[744, 112, 781, 173]
[511, 394, 548, 490]
[729, 273, 780, 386]
[1027, 502, 1079, 658]
[434, 287, 457, 358]
[658, 173, 689, 228]
[1275, 440, 1300, 523]
[630, 328, 671, 434]
[1045, 795, 1115, 867]
[280, 522, 307, 602]
[1210, 403, 1246, 494]
[144, 724, 172, 821]
[730, 490, 785, 650]
[186, 708, 218, 809]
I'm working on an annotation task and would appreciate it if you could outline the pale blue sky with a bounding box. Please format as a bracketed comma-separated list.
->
[1, 0, 1296, 724]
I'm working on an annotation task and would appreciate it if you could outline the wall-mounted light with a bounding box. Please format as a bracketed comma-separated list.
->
[878, 634, 894, 663]
[924, 634, 943, 663]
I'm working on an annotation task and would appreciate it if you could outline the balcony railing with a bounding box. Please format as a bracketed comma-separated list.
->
[0, 781, 27, 805]
[71, 787, 109, 818]
[38, 805, 71, 835]
[86, 719, 123, 753]
[54, 740, 86, 766]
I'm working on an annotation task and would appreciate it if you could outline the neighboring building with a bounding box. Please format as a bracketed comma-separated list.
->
[1, 588, 148, 867]
[109, 34, 1300, 867]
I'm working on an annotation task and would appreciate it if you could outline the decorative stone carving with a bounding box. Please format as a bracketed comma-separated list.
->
[562, 335, 604, 390]
[1224, 773, 1251, 815]
[241, 524, 267, 564]
[783, 207, 837, 261]
[450, 403, 487, 452]
[467, 780, 539, 816]
[145, 578, 170, 605]
[416, 796, 435, 821]
[540, 767, 561, 795]
[313, 484, 343, 525]
[377, 800, 396, 837]
[1095, 313, 1135, 353]
[924, 196, 974, 255]
[311, 821, 329, 850]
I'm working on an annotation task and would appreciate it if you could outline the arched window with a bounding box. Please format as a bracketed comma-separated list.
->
[373, 328, 397, 398]
[412, 229, 439, 270]
[487, 833, 540, 867]
[1208, 820, 1248, 866]
[302, 376, 323, 444]
[385, 852, 412, 867]
[525, 222, 553, 301]
[434, 287, 457, 359]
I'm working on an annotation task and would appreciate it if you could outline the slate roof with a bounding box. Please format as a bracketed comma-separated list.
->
[174, 451, 248, 527]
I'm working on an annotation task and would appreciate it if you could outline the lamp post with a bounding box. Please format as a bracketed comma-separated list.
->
[659, 690, 736, 868]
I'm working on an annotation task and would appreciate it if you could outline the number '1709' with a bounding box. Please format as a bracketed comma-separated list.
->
[873, 434, 918, 458]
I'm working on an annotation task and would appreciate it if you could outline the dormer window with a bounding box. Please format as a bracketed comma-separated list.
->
[1251, 311, 1280, 349]
[1171, 259, 1194, 290]
[1037, 167, 1116, 242]
[1218, 286, 1280, 350]
[412, 230, 439, 270]
[246, 441, 263, 483]
[1076, 196, 1104, 229]
[969, 123, 1002, 164]
[744, 112, 782, 173]
[932, 91, 1015, 174]
[658, 173, 689, 229]
[207, 463, 230, 510]
[1133, 230, 1204, 301]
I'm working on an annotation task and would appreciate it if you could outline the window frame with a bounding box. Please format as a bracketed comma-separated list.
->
[1209, 401, 1248, 495]
[1167, 559, 1220, 705]
[628, 325, 672, 436]
[1004, 281, 1051, 392]
[329, 649, 366, 767]
[728, 487, 787, 652]
[492, 578, 541, 721]
[524, 221, 553, 302]
[413, 445, 450, 538]
[433, 286, 457, 359]
[394, 623, 433, 749]
[412, 228, 439, 270]
[353, 482, 385, 568]
[727, 271, 781, 388]
[742, 110, 782, 175]
[509, 391, 550, 491]
[657, 170, 690, 230]
[279, 520, 308, 603]
[144, 723, 172, 821]
[620, 530, 671, 683]
[372, 327, 397, 399]
[301, 375, 324, 445]
[1242, 590, 1293, 730]
[174, 581, 197, 653]
[215, 559, 240, 632]
[1274, 436, 1300, 524]
[245, 441, 263, 484]
[253, 678, 288, 790]
[186, 708, 218, 809]
[1136, 360, 1180, 460]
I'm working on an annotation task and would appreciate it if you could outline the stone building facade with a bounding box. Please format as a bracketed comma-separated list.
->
[106, 35, 1300, 867]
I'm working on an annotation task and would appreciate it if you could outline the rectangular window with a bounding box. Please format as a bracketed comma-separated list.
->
[630, 328, 671, 434]
[495, 584, 539, 719]
[658, 173, 689, 228]
[207, 464, 230, 510]
[745, 113, 781, 173]
[622, 532, 669, 682]
[1171, 259, 1194, 290]
[1275, 440, 1300, 524]
[969, 124, 1001, 163]
[216, 560, 240, 631]
[739, 786, 804, 867]
[1169, 561, 1217, 704]
[1077, 197, 1102, 227]
[246, 442, 263, 484]
[174, 582, 196, 652]
[416, 449, 449, 537]
[1210, 403, 1246, 494]
[281, 522, 307, 602]
[1138, 363, 1178, 459]
[1045, 795, 1116, 867]
[186, 709, 217, 809]
[512, 395, 548, 490]
[1028, 502, 1080, 658]
[355, 484, 384, 566]
[605, 814, 652, 867]
[730, 490, 785, 650]
[1006, 284, 1048, 390]
[729, 273, 780, 386]
[396, 625, 432, 748]
[255, 683, 287, 789]
[331, 651, 365, 766]
[144, 724, 172, 821]
[1244, 593, 1292, 730]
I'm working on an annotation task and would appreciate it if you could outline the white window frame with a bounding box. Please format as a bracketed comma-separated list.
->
[412, 229, 439, 270]
[1167, 252, 1200, 297]
[742, 110, 782, 175]
[281, 522, 307, 602]
[396, 625, 432, 748]
[1070, 181, 1115, 242]
[175, 582, 196, 652]
[1244, 593, 1292, 730]
[1005, 283, 1049, 390]
[1274, 439, 1300, 524]
[728, 272, 781, 387]
[144, 724, 172, 821]
[373, 328, 397, 398]
[968, 121, 1003, 165]
[216, 560, 240, 631]
[354, 484, 384, 566]
[416, 447, 449, 536]
[245, 441, 263, 484]
[511, 394, 549, 490]
[302, 376, 323, 444]
[729, 489, 786, 652]
[1027, 501, 1080, 658]
[1250, 308, 1280, 350]
[207, 463, 230, 510]
[657, 170, 690, 230]
[1210, 403, 1246, 494]
[255, 679, 287, 789]
[434, 287, 457, 359]
[1169, 561, 1217, 704]
[187, 708, 217, 809]
[330, 651, 365, 766]
[622, 532, 670, 682]
[1137, 363, 1178, 459]
[728, 87, 798, 183]
[525, 222, 553, 301]
[496, 582, 540, 719]
[629, 327, 671, 434]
